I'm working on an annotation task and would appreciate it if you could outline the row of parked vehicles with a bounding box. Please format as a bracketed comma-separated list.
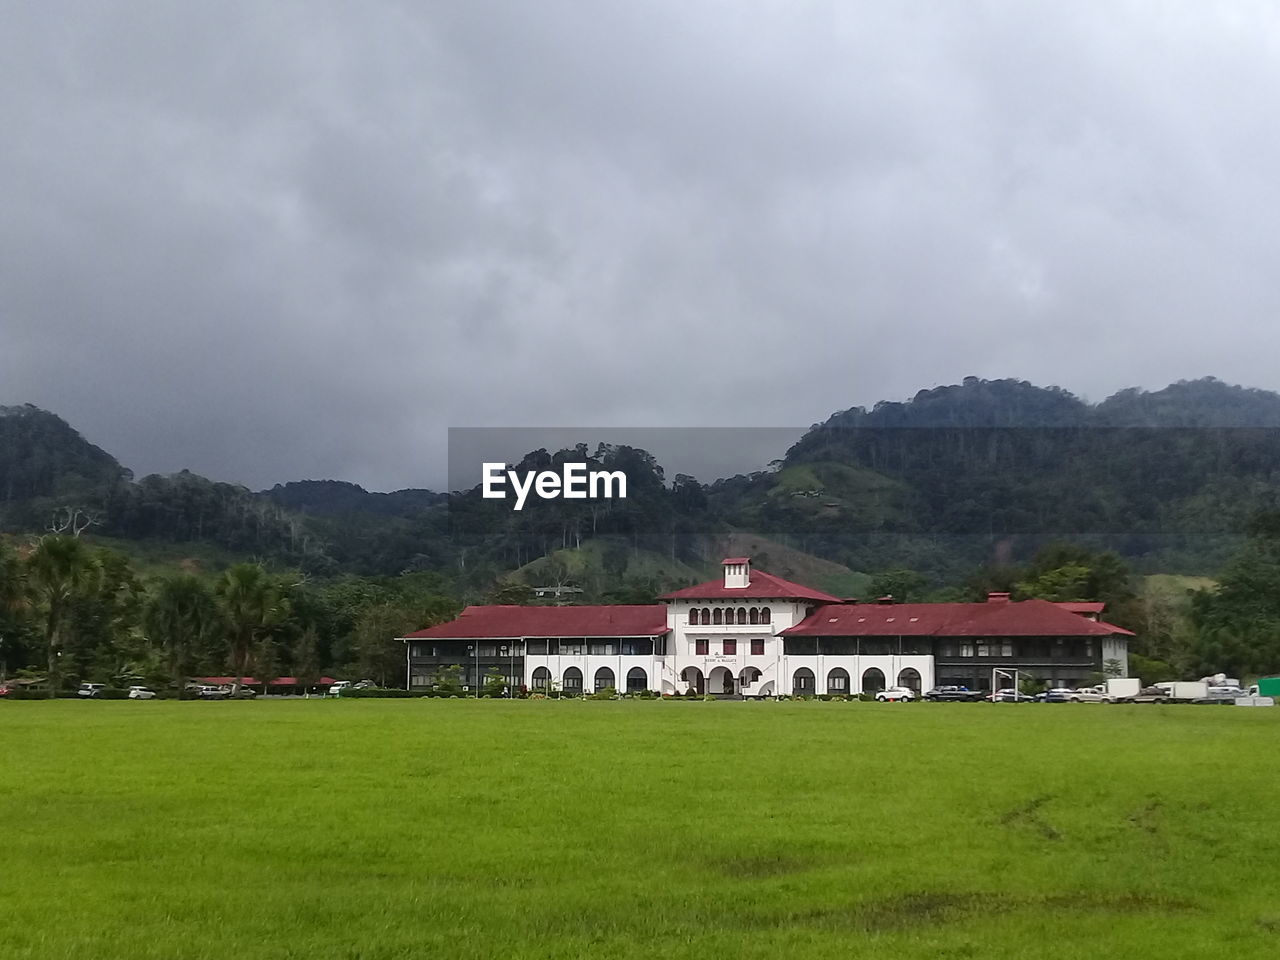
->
[69, 680, 377, 699]
[903, 677, 1272, 704]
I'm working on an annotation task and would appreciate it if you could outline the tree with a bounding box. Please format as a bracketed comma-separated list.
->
[144, 573, 221, 695]
[868, 569, 928, 602]
[25, 535, 97, 696]
[216, 564, 289, 696]
[292, 625, 323, 695]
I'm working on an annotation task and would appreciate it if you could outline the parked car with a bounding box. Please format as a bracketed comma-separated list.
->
[1067, 686, 1114, 703]
[327, 681, 354, 697]
[127, 686, 157, 700]
[195, 685, 228, 700]
[1034, 688, 1074, 703]
[876, 686, 917, 702]
[923, 685, 984, 702]
[77, 682, 107, 699]
[986, 688, 1035, 702]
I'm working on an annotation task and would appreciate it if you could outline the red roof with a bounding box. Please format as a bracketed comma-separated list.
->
[1055, 601, 1107, 615]
[402, 605, 670, 640]
[783, 598, 1134, 637]
[659, 569, 841, 603]
[195, 676, 338, 686]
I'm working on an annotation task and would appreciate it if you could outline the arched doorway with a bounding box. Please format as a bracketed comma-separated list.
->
[861, 667, 886, 694]
[594, 667, 615, 694]
[897, 667, 922, 693]
[680, 666, 704, 695]
[531, 666, 551, 691]
[826, 667, 850, 695]
[708, 666, 735, 695]
[562, 666, 583, 695]
[792, 667, 815, 696]
[626, 667, 648, 693]
[738, 666, 762, 692]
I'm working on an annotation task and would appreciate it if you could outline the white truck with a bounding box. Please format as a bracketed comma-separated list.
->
[1067, 678, 1143, 703]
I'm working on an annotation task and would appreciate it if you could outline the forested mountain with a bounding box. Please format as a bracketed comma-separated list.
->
[4, 376, 1280, 587]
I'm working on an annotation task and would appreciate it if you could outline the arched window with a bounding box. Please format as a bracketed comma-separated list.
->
[862, 667, 886, 694]
[792, 667, 815, 695]
[688, 608, 698, 625]
[827, 667, 850, 694]
[749, 607, 759, 624]
[531, 667, 551, 690]
[897, 667, 922, 693]
[737, 607, 748, 624]
[594, 667, 615, 693]
[760, 607, 771, 624]
[701, 607, 711, 625]
[626, 667, 648, 693]
[713, 608, 723, 625]
[562, 667, 583, 692]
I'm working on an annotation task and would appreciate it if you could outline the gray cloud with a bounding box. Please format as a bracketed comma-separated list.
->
[4, 1, 1280, 490]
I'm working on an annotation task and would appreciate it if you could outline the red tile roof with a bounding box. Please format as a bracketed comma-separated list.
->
[1055, 601, 1107, 615]
[402, 605, 670, 640]
[783, 598, 1134, 637]
[195, 676, 339, 685]
[659, 569, 841, 603]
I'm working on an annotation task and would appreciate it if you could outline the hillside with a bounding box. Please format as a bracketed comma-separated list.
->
[5, 375, 1280, 587]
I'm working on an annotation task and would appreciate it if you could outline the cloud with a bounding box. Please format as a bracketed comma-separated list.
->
[3, 1, 1280, 489]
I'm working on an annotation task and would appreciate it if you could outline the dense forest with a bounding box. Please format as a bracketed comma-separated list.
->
[4, 377, 1280, 687]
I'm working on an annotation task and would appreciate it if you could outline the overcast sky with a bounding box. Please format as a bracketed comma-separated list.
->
[5, 1, 1280, 491]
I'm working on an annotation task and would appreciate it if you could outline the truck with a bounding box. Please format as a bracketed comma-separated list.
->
[1066, 678, 1143, 703]
[1252, 677, 1280, 698]
[1151, 681, 1210, 703]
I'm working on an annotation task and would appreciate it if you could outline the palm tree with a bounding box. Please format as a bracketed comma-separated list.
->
[25, 535, 97, 697]
[216, 564, 289, 696]
[144, 573, 221, 695]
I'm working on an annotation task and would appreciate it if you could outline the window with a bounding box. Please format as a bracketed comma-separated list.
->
[827, 668, 850, 693]
[751, 639, 764, 656]
[562, 667, 583, 691]
[695, 639, 708, 656]
[477, 643, 498, 657]
[559, 641, 584, 656]
[737, 607, 748, 624]
[626, 667, 648, 693]
[588, 641, 617, 656]
[723, 639, 737, 655]
[793, 668, 815, 694]
[526, 639, 548, 655]
[593, 667, 615, 693]
[531, 667, 551, 690]
[976, 642, 1014, 658]
[713, 608, 723, 625]
[688, 609, 698, 625]
[701, 608, 711, 625]
[861, 667, 886, 693]
[760, 607, 771, 624]
[409, 672, 433, 688]
[621, 639, 651, 656]
[749, 607, 759, 624]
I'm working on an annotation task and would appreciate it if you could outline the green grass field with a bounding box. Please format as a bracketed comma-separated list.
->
[3, 701, 1278, 959]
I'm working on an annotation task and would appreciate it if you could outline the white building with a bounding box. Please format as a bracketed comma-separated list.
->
[402, 557, 1132, 695]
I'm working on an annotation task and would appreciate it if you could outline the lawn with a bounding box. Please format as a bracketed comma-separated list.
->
[2, 700, 1277, 959]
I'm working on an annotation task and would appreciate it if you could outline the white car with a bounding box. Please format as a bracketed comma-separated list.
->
[1068, 686, 1113, 703]
[876, 686, 917, 702]
[77, 683, 107, 698]
[327, 681, 353, 697]
[127, 686, 157, 700]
